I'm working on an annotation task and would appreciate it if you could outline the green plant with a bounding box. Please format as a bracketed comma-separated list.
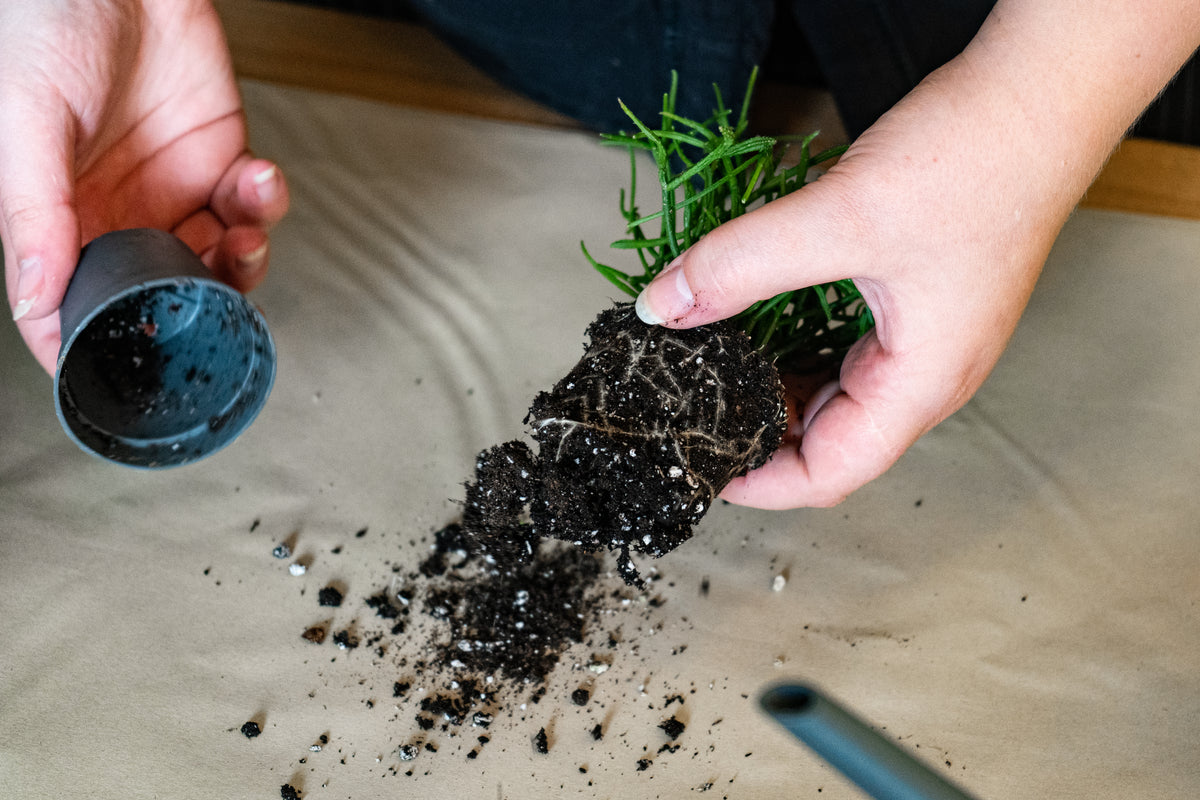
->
[583, 69, 874, 372]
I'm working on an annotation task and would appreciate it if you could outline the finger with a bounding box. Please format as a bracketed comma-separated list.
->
[207, 225, 271, 293]
[173, 210, 270, 293]
[172, 208, 226, 259]
[721, 384, 901, 509]
[634, 180, 863, 329]
[209, 155, 290, 231]
[780, 371, 836, 443]
[0, 94, 81, 325]
[13, 312, 62, 376]
[802, 379, 842, 430]
[720, 332, 944, 509]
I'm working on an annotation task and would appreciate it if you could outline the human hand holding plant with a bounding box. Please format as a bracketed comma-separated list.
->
[635, 0, 1200, 509]
[0, 0, 289, 374]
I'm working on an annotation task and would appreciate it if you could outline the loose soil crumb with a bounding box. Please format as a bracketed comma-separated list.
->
[462, 304, 786, 585]
[330, 629, 357, 649]
[317, 586, 343, 607]
[659, 716, 686, 740]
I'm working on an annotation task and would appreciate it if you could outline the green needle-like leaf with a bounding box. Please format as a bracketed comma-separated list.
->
[587, 69, 874, 371]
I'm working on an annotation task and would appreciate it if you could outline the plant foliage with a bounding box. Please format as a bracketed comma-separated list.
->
[583, 69, 874, 372]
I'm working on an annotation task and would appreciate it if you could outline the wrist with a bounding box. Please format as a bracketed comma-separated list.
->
[958, 0, 1200, 197]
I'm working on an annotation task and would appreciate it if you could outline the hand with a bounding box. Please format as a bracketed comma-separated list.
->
[634, 0, 1200, 508]
[637, 84, 1056, 508]
[0, 0, 289, 374]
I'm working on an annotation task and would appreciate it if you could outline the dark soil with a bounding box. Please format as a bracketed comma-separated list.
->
[291, 522, 635, 764]
[262, 305, 785, 779]
[330, 629, 357, 649]
[370, 523, 614, 711]
[659, 716, 685, 740]
[462, 304, 786, 584]
[259, 509, 738, 789]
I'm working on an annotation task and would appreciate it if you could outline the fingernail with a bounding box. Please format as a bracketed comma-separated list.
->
[252, 165, 278, 203]
[635, 259, 693, 325]
[12, 296, 37, 321]
[237, 242, 269, 273]
[11, 257, 43, 321]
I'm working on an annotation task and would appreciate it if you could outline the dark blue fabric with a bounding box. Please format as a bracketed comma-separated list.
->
[1135, 55, 1200, 146]
[401, 0, 997, 135]
[291, 1, 1200, 143]
[404, 0, 776, 133]
[788, 1, 995, 135]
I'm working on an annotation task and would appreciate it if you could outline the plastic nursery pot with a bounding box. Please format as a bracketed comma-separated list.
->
[54, 228, 276, 468]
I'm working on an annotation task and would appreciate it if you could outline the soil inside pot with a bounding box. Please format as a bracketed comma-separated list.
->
[462, 304, 787, 584]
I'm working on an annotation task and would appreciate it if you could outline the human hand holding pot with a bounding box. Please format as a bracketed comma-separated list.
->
[1, 0, 289, 374]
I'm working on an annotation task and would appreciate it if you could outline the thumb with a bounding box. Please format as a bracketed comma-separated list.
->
[0, 96, 81, 325]
[633, 183, 858, 329]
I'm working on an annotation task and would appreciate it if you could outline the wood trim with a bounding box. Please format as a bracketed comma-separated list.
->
[1081, 138, 1200, 219]
[216, 0, 1200, 220]
[214, 0, 577, 128]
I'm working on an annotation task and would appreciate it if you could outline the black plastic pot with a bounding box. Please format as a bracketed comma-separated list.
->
[54, 228, 276, 468]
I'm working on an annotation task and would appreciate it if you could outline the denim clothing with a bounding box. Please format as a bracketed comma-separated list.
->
[292, 0, 990, 135]
[402, 0, 996, 136]
[405, 0, 775, 133]
[788, 0, 994, 136]
[292, 0, 1200, 143]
